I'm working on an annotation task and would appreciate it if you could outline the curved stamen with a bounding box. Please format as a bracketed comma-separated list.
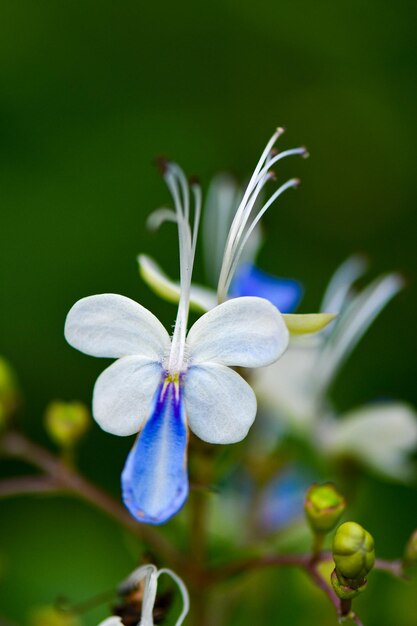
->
[220, 130, 284, 288]
[217, 130, 306, 303]
[146, 208, 178, 230]
[157, 568, 190, 626]
[253, 146, 308, 187]
[224, 169, 275, 270]
[169, 163, 191, 223]
[221, 178, 300, 299]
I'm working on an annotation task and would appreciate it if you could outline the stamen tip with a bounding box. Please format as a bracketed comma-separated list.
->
[276, 126, 286, 135]
[154, 155, 170, 175]
[300, 146, 310, 159]
[292, 177, 301, 187]
[188, 174, 200, 187]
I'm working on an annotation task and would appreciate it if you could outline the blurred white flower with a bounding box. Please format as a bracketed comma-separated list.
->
[253, 256, 417, 481]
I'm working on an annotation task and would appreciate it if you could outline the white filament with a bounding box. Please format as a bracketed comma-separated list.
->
[217, 129, 305, 303]
[320, 255, 368, 314]
[161, 164, 201, 373]
[157, 568, 190, 626]
[222, 178, 300, 299]
[316, 273, 403, 394]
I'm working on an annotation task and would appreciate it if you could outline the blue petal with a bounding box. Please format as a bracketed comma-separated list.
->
[229, 263, 303, 313]
[121, 377, 188, 525]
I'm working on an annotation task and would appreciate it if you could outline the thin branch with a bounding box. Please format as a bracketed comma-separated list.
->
[207, 552, 339, 611]
[0, 431, 184, 570]
[374, 558, 406, 579]
[208, 553, 309, 583]
[307, 563, 339, 610]
[0, 475, 58, 497]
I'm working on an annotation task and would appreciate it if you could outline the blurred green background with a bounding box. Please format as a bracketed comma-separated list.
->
[0, 1, 416, 624]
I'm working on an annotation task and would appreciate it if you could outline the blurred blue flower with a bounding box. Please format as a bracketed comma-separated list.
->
[229, 262, 303, 313]
[260, 467, 311, 532]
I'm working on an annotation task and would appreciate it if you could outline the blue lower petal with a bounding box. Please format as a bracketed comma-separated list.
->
[229, 262, 303, 313]
[121, 376, 188, 525]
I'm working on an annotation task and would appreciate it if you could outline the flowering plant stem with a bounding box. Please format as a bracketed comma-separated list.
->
[0, 431, 184, 570]
[0, 430, 407, 625]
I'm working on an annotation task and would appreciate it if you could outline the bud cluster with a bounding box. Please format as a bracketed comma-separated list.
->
[304, 483, 376, 608]
[304, 482, 346, 534]
[331, 521, 375, 600]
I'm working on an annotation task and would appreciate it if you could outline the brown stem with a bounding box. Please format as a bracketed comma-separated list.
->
[209, 550, 406, 584]
[0, 475, 58, 497]
[307, 563, 339, 610]
[187, 441, 214, 626]
[207, 553, 339, 612]
[374, 558, 406, 579]
[0, 431, 184, 570]
[340, 598, 351, 617]
[310, 532, 326, 563]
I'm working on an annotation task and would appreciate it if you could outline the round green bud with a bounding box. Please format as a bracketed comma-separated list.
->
[333, 521, 375, 582]
[44, 401, 90, 447]
[0, 356, 20, 427]
[330, 569, 368, 600]
[304, 482, 346, 534]
[404, 529, 417, 568]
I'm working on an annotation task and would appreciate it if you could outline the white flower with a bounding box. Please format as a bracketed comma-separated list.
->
[253, 256, 417, 480]
[65, 157, 288, 524]
[320, 403, 417, 481]
[98, 564, 189, 626]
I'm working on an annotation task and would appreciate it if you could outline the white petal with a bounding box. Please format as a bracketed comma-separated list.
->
[118, 564, 157, 595]
[322, 403, 417, 481]
[187, 296, 288, 368]
[93, 356, 162, 436]
[98, 619, 123, 626]
[65, 293, 171, 360]
[320, 255, 368, 314]
[316, 274, 403, 393]
[253, 337, 323, 429]
[138, 254, 217, 312]
[184, 362, 257, 443]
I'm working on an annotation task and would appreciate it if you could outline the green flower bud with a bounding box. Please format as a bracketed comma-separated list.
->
[333, 521, 375, 583]
[404, 529, 417, 568]
[0, 356, 20, 428]
[330, 569, 368, 601]
[304, 482, 346, 534]
[44, 400, 90, 447]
